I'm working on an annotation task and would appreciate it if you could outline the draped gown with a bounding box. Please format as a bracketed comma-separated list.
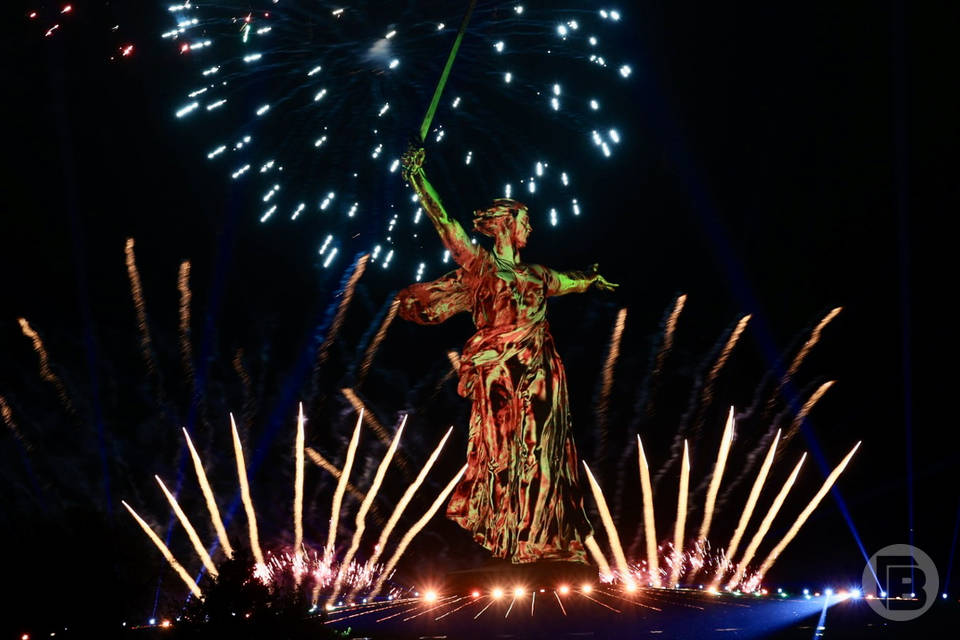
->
[397, 246, 592, 564]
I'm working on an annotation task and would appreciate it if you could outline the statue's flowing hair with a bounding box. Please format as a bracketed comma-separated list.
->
[472, 198, 528, 237]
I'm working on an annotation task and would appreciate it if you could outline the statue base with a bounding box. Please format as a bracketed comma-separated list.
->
[443, 560, 598, 594]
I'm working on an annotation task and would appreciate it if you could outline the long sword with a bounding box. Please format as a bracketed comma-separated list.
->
[418, 0, 478, 142]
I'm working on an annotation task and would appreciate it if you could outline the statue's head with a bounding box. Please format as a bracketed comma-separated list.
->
[472, 198, 531, 248]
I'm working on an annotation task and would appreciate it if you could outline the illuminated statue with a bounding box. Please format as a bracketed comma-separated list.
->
[397, 147, 618, 564]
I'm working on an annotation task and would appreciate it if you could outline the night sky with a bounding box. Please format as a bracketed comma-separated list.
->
[2, 1, 956, 636]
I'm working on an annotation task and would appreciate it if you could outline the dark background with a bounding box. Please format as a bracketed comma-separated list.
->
[2, 1, 956, 636]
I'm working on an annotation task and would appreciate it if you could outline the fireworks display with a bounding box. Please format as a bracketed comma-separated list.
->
[9, 0, 953, 636]
[3, 235, 869, 633]
[161, 2, 634, 278]
[125, 406, 454, 604]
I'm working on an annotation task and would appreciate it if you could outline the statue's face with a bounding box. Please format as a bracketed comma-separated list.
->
[514, 208, 532, 248]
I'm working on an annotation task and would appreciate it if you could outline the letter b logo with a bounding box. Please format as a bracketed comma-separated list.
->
[863, 544, 938, 621]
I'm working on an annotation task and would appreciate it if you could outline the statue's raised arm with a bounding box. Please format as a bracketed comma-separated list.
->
[401, 146, 480, 269]
[538, 262, 619, 297]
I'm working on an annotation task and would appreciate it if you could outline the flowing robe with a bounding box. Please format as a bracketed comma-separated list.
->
[397, 247, 591, 563]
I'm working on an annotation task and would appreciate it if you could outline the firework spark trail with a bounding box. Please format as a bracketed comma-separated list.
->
[737, 308, 842, 440]
[324, 410, 364, 563]
[637, 293, 687, 423]
[623, 295, 686, 557]
[584, 534, 613, 580]
[595, 308, 627, 469]
[294, 404, 306, 561]
[355, 297, 399, 388]
[1, 394, 29, 449]
[122, 500, 203, 598]
[17, 318, 75, 415]
[669, 441, 690, 587]
[328, 417, 406, 605]
[583, 462, 633, 587]
[636, 436, 660, 587]
[719, 381, 833, 510]
[697, 408, 736, 544]
[779, 380, 836, 452]
[694, 315, 750, 434]
[727, 453, 807, 590]
[446, 350, 461, 372]
[305, 447, 375, 517]
[124, 238, 161, 381]
[182, 428, 233, 558]
[313, 254, 368, 375]
[752, 442, 861, 586]
[654, 294, 687, 384]
[654, 315, 750, 488]
[232, 348, 256, 429]
[358, 426, 453, 593]
[341, 388, 412, 476]
[155, 475, 218, 577]
[177, 260, 196, 393]
[779, 307, 842, 395]
[231, 414, 263, 565]
[710, 430, 780, 588]
[371, 464, 468, 597]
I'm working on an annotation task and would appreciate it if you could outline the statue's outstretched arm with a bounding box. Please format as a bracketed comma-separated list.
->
[541, 263, 618, 297]
[401, 147, 479, 268]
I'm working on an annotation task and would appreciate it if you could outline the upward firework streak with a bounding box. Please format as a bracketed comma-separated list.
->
[697, 408, 736, 544]
[123, 500, 203, 598]
[636, 436, 660, 587]
[622, 295, 688, 558]
[727, 454, 807, 590]
[294, 403, 306, 561]
[155, 475, 218, 577]
[655, 315, 750, 487]
[342, 388, 411, 475]
[315, 255, 368, 372]
[1, 395, 31, 453]
[752, 442, 861, 586]
[328, 417, 406, 605]
[355, 297, 400, 388]
[584, 534, 614, 579]
[595, 308, 627, 466]
[583, 462, 634, 587]
[325, 410, 364, 562]
[17, 318, 74, 414]
[351, 426, 453, 601]
[654, 294, 686, 381]
[694, 315, 751, 436]
[341, 389, 390, 445]
[446, 350, 461, 372]
[780, 380, 836, 451]
[177, 260, 196, 391]
[711, 430, 781, 588]
[371, 464, 469, 598]
[124, 238, 159, 379]
[183, 427, 234, 558]
[231, 414, 264, 565]
[669, 441, 691, 587]
[782, 308, 842, 385]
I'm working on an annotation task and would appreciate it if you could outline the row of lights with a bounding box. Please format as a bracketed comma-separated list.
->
[423, 584, 594, 602]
